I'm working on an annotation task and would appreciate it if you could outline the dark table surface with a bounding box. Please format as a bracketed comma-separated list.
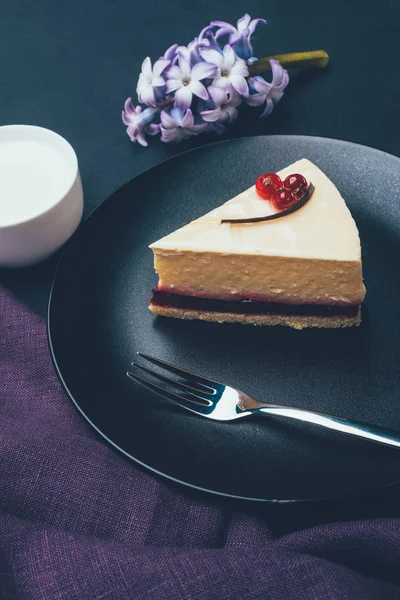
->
[2, 0, 400, 498]
[1, 0, 399, 315]
[2, 1, 400, 589]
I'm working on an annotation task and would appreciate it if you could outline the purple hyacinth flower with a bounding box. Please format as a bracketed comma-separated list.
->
[200, 44, 249, 97]
[165, 56, 218, 111]
[201, 85, 241, 124]
[122, 99, 158, 147]
[160, 107, 207, 143]
[210, 13, 266, 60]
[246, 59, 289, 117]
[136, 57, 170, 107]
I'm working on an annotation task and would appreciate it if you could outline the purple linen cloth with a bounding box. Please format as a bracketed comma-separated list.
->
[1, 284, 400, 600]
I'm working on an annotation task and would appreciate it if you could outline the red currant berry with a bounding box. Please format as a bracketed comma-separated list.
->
[273, 188, 296, 210]
[283, 173, 308, 195]
[255, 173, 283, 200]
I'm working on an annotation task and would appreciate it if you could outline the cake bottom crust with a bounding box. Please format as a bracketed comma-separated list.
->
[149, 303, 361, 330]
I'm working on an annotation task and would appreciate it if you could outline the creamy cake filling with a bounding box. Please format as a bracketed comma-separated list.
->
[153, 252, 365, 306]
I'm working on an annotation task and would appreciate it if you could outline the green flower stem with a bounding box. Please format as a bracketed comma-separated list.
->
[249, 50, 329, 75]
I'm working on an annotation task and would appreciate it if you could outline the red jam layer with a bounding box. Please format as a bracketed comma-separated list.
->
[150, 290, 360, 318]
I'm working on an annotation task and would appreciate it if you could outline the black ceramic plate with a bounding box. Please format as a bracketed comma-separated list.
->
[48, 136, 400, 502]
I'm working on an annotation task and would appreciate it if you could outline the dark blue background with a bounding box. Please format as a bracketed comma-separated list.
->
[1, 0, 399, 313]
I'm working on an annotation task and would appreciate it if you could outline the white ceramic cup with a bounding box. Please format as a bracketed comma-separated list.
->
[0, 125, 84, 267]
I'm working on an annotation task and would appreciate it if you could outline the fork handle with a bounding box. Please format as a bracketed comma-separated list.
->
[256, 406, 400, 449]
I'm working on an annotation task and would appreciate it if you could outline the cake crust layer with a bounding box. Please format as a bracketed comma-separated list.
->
[149, 303, 361, 329]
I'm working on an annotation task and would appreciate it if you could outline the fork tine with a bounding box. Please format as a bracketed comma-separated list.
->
[137, 353, 221, 392]
[130, 362, 214, 402]
[126, 371, 211, 415]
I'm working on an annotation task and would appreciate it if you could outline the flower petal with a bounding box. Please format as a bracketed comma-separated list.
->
[182, 108, 194, 128]
[190, 47, 205, 64]
[282, 69, 289, 89]
[229, 74, 249, 97]
[260, 98, 274, 118]
[152, 75, 166, 87]
[166, 65, 183, 81]
[147, 123, 161, 135]
[139, 84, 157, 107]
[121, 111, 131, 126]
[201, 30, 222, 52]
[160, 109, 177, 129]
[187, 37, 198, 51]
[228, 31, 244, 45]
[125, 125, 138, 141]
[270, 59, 289, 90]
[200, 108, 222, 122]
[223, 44, 236, 70]
[212, 76, 230, 90]
[166, 79, 183, 93]
[215, 27, 236, 41]
[198, 24, 214, 41]
[230, 58, 249, 77]
[153, 58, 170, 77]
[237, 13, 251, 32]
[141, 57, 152, 78]
[178, 56, 191, 79]
[270, 88, 285, 103]
[127, 125, 140, 141]
[225, 105, 239, 123]
[164, 43, 178, 61]
[200, 48, 223, 67]
[187, 123, 208, 134]
[123, 98, 138, 117]
[136, 132, 148, 147]
[176, 45, 191, 62]
[136, 73, 147, 102]
[189, 80, 209, 100]
[140, 107, 156, 126]
[161, 127, 182, 143]
[191, 61, 218, 81]
[250, 76, 271, 94]
[174, 85, 193, 111]
[233, 34, 253, 60]
[248, 18, 267, 35]
[245, 92, 267, 107]
[210, 20, 236, 32]
[170, 106, 185, 125]
[209, 84, 228, 106]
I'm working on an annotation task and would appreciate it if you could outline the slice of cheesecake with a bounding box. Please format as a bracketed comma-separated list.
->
[149, 159, 366, 329]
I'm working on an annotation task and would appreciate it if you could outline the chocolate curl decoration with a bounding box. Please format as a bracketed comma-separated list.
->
[221, 183, 315, 224]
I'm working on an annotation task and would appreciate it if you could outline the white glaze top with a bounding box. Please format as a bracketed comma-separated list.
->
[151, 159, 362, 262]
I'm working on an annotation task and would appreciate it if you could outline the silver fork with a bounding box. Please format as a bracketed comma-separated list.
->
[127, 353, 400, 449]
